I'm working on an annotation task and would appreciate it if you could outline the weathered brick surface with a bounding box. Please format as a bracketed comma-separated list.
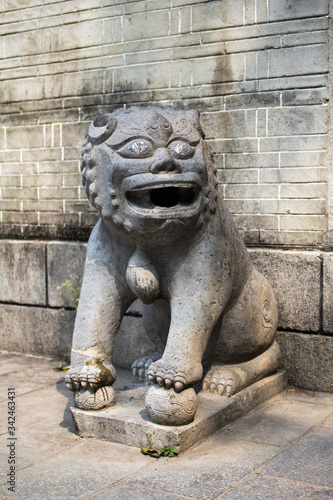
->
[0, 0, 330, 249]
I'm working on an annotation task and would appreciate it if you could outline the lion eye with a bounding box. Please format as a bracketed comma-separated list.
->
[117, 140, 153, 158]
[169, 141, 194, 159]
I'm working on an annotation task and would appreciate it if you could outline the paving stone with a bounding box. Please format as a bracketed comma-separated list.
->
[260, 427, 333, 488]
[0, 352, 53, 377]
[0, 440, 152, 500]
[90, 482, 194, 500]
[320, 413, 333, 429]
[217, 389, 333, 447]
[0, 454, 32, 478]
[218, 473, 333, 499]
[126, 435, 280, 500]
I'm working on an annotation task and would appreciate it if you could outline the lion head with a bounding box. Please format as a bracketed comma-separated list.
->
[81, 106, 218, 243]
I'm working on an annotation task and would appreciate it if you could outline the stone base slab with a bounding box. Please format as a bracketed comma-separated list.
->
[71, 371, 287, 453]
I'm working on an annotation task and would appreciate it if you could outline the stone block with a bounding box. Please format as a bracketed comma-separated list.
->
[249, 250, 321, 332]
[201, 110, 247, 139]
[0, 304, 75, 358]
[267, 106, 328, 136]
[277, 332, 333, 392]
[269, 45, 328, 78]
[122, 62, 170, 91]
[60, 20, 104, 51]
[280, 183, 326, 199]
[71, 371, 287, 453]
[5, 30, 43, 58]
[192, 0, 244, 31]
[6, 125, 44, 150]
[260, 135, 328, 152]
[0, 240, 46, 305]
[47, 242, 87, 307]
[323, 254, 333, 333]
[268, 0, 328, 22]
[192, 54, 244, 85]
[280, 215, 326, 231]
[123, 10, 170, 41]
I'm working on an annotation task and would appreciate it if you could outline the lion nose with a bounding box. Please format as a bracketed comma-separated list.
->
[150, 148, 181, 174]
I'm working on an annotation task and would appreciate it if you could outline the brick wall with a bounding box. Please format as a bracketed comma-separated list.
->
[0, 0, 331, 247]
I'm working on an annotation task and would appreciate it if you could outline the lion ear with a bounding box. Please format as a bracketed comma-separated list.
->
[185, 109, 205, 139]
[87, 114, 117, 145]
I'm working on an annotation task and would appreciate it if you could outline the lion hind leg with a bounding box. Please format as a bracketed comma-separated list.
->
[203, 340, 281, 397]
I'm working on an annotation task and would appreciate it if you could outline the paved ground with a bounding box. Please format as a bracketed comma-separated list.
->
[0, 351, 332, 500]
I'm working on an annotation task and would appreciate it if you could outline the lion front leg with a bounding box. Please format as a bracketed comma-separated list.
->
[147, 297, 216, 392]
[65, 258, 133, 407]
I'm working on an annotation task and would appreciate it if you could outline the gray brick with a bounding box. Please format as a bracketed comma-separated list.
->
[23, 200, 63, 212]
[260, 16, 329, 37]
[225, 184, 278, 199]
[2, 211, 38, 224]
[279, 167, 327, 183]
[0, 240, 46, 305]
[260, 230, 323, 247]
[218, 168, 258, 184]
[268, 0, 328, 22]
[280, 183, 327, 199]
[280, 215, 327, 231]
[225, 153, 279, 169]
[22, 174, 62, 187]
[260, 199, 326, 215]
[201, 110, 247, 139]
[123, 62, 170, 91]
[62, 70, 104, 97]
[224, 199, 259, 214]
[250, 249, 321, 331]
[192, 0, 244, 31]
[280, 151, 327, 167]
[5, 77, 44, 103]
[39, 213, 80, 225]
[269, 45, 328, 78]
[0, 175, 21, 187]
[282, 88, 329, 106]
[5, 30, 43, 58]
[234, 214, 278, 230]
[210, 138, 258, 154]
[267, 106, 328, 136]
[6, 125, 44, 149]
[123, 10, 170, 42]
[2, 187, 37, 199]
[225, 92, 280, 110]
[201, 25, 259, 44]
[259, 135, 328, 152]
[283, 31, 327, 48]
[192, 54, 245, 85]
[39, 187, 78, 199]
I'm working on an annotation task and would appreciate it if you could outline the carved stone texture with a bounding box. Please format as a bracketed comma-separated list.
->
[65, 106, 280, 426]
[145, 385, 197, 426]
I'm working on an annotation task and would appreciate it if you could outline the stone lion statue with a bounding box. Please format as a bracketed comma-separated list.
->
[65, 106, 280, 412]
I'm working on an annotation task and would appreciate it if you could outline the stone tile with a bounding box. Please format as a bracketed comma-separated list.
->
[0, 454, 32, 478]
[218, 473, 333, 499]
[127, 436, 280, 500]
[281, 389, 333, 406]
[2, 412, 78, 463]
[321, 413, 333, 429]
[0, 361, 65, 401]
[0, 379, 72, 434]
[218, 390, 333, 447]
[0, 440, 152, 500]
[0, 352, 52, 376]
[260, 427, 333, 488]
[323, 254, 333, 333]
[90, 482, 193, 500]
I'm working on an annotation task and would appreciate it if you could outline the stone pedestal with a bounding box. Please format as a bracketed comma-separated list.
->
[71, 371, 287, 453]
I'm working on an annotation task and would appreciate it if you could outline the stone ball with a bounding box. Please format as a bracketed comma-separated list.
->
[145, 385, 198, 426]
[74, 385, 115, 410]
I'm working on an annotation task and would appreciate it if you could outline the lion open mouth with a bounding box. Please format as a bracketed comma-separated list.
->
[127, 185, 200, 210]
[122, 173, 202, 218]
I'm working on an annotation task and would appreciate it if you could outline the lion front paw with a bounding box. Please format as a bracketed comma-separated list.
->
[147, 357, 203, 392]
[65, 359, 116, 392]
[202, 365, 247, 397]
[131, 355, 159, 382]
